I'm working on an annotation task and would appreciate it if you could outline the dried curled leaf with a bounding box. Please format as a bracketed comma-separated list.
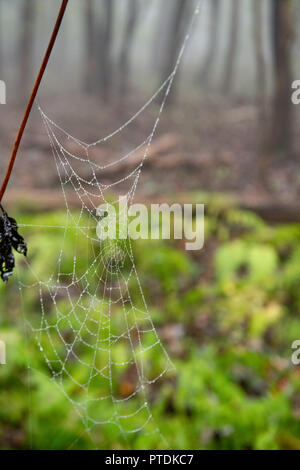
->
[0, 206, 27, 283]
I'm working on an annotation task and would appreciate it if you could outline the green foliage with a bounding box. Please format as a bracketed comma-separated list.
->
[1, 202, 300, 449]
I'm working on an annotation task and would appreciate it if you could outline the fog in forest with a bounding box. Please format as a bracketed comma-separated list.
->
[1, 0, 300, 207]
[2, 0, 299, 101]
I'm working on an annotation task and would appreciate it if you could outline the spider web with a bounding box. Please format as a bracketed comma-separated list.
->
[17, 1, 201, 449]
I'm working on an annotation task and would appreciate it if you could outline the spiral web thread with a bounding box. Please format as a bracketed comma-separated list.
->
[18, 2, 202, 447]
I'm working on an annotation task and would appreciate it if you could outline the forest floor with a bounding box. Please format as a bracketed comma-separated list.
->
[1, 93, 300, 221]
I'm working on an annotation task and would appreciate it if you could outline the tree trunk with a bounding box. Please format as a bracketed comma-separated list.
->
[18, 0, 35, 97]
[97, 0, 114, 100]
[84, 0, 97, 94]
[222, 0, 240, 94]
[118, 0, 139, 98]
[198, 0, 221, 85]
[266, 0, 294, 158]
[160, 0, 189, 105]
[252, 0, 267, 121]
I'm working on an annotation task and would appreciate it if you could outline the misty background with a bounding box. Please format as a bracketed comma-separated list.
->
[1, 0, 299, 99]
[0, 0, 299, 210]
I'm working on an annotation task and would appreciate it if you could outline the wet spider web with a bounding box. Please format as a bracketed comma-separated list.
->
[17, 2, 201, 449]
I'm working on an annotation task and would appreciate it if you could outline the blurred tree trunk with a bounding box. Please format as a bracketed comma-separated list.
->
[198, 0, 220, 85]
[84, 0, 97, 94]
[160, 0, 189, 105]
[265, 0, 294, 158]
[97, 0, 114, 100]
[222, 0, 240, 93]
[18, 0, 35, 97]
[118, 0, 139, 98]
[152, 1, 172, 71]
[253, 0, 267, 121]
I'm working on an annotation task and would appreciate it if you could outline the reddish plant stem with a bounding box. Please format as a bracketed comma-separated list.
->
[0, 0, 69, 203]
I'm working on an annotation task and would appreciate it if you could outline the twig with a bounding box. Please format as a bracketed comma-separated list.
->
[0, 0, 69, 203]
